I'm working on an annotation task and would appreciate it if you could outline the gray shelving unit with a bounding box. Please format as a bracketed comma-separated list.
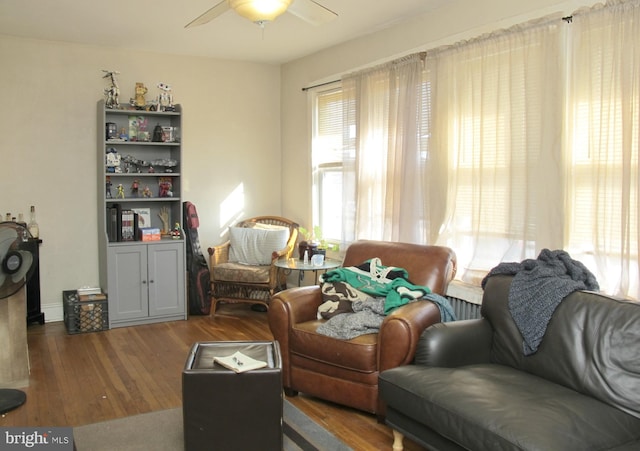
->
[97, 100, 186, 328]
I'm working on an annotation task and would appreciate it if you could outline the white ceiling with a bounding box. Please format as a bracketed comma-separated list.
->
[0, 0, 449, 64]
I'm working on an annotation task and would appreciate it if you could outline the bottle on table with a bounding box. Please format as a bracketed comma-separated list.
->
[28, 205, 39, 239]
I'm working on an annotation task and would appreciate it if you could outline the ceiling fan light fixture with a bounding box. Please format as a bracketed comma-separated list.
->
[229, 0, 293, 24]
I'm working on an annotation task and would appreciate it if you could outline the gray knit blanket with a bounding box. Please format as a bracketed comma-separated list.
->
[316, 292, 456, 340]
[481, 249, 599, 355]
[316, 297, 387, 340]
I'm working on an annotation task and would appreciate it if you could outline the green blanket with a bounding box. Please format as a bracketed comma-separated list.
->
[321, 258, 433, 314]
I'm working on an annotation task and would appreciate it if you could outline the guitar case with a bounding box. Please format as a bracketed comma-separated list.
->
[183, 201, 212, 315]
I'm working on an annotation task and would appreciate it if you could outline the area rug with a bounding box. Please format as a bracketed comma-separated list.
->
[73, 400, 352, 450]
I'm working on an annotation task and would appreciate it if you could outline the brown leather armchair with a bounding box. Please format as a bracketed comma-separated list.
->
[268, 240, 456, 417]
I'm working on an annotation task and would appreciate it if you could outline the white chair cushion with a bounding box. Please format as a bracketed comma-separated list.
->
[228, 226, 289, 265]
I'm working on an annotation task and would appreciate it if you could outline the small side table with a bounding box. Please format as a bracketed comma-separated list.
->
[182, 341, 282, 450]
[275, 258, 340, 288]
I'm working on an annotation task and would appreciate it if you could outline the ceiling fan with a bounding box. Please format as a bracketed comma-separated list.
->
[185, 0, 338, 28]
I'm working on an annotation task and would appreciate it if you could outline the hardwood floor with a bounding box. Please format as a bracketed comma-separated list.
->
[2, 304, 424, 450]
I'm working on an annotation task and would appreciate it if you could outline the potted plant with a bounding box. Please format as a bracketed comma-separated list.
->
[298, 226, 339, 260]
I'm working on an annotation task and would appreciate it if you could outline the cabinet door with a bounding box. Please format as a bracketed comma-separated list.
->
[107, 245, 149, 322]
[147, 242, 185, 317]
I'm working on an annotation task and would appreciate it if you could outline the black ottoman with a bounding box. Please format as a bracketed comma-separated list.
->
[182, 341, 282, 451]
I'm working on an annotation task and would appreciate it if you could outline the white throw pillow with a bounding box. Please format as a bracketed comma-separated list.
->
[228, 226, 289, 265]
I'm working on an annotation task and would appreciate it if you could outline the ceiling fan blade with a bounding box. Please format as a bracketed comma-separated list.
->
[185, 1, 231, 28]
[288, 0, 338, 26]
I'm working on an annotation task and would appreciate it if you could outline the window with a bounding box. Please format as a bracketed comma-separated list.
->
[564, 5, 640, 297]
[312, 86, 344, 242]
[310, 3, 640, 299]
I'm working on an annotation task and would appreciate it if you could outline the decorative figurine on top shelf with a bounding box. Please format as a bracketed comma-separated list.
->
[156, 82, 174, 112]
[131, 179, 140, 197]
[171, 223, 181, 239]
[102, 70, 120, 109]
[116, 184, 125, 199]
[131, 82, 148, 109]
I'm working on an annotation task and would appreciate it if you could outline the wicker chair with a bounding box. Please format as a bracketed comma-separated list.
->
[207, 216, 299, 315]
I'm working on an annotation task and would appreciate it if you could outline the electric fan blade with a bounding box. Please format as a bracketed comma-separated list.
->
[0, 227, 17, 259]
[288, 0, 338, 26]
[185, 1, 231, 28]
[10, 251, 32, 283]
[0, 227, 12, 288]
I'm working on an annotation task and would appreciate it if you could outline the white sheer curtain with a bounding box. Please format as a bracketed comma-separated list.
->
[566, 0, 640, 298]
[341, 54, 428, 244]
[336, 1, 640, 298]
[428, 17, 564, 284]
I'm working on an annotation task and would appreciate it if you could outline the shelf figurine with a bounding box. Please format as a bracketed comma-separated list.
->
[132, 82, 148, 109]
[131, 179, 140, 197]
[158, 177, 173, 197]
[116, 184, 125, 199]
[171, 223, 181, 239]
[152, 123, 165, 142]
[102, 70, 120, 109]
[106, 148, 121, 173]
[142, 185, 153, 198]
[106, 176, 112, 198]
[156, 82, 174, 112]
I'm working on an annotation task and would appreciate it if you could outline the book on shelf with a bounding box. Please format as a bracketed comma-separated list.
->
[107, 204, 122, 242]
[107, 206, 119, 242]
[132, 208, 151, 229]
[121, 209, 135, 241]
[77, 286, 102, 296]
[107, 205, 142, 242]
[213, 351, 268, 374]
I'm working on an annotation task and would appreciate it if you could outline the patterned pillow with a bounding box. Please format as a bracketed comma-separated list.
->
[228, 226, 289, 265]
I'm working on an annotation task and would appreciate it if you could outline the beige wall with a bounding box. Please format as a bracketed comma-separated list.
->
[0, 35, 281, 320]
[280, 0, 596, 229]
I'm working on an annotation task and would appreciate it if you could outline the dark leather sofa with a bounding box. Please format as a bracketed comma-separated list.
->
[379, 274, 640, 451]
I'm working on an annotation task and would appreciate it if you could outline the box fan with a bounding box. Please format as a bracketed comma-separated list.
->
[0, 221, 37, 414]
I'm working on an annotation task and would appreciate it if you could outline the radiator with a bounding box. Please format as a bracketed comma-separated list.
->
[445, 295, 482, 320]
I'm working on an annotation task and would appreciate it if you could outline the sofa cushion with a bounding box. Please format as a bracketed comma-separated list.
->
[380, 363, 640, 451]
[228, 226, 289, 265]
[483, 275, 640, 419]
[290, 320, 378, 373]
